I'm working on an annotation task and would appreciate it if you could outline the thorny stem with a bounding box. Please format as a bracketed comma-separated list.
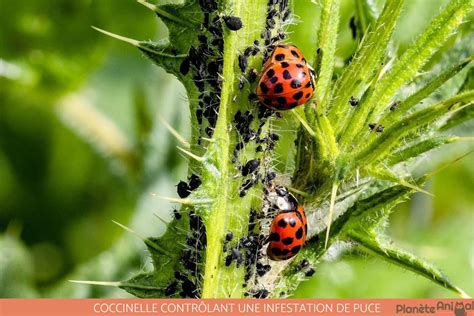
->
[200, 0, 268, 298]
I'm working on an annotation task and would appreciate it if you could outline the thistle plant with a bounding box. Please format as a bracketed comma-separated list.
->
[88, 0, 473, 298]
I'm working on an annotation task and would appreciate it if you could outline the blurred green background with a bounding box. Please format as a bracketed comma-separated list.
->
[0, 0, 472, 298]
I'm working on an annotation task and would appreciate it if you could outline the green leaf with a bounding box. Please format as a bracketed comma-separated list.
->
[365, 166, 432, 196]
[353, 0, 378, 40]
[439, 104, 474, 130]
[381, 55, 473, 127]
[120, 273, 165, 298]
[339, 0, 473, 149]
[351, 90, 474, 168]
[387, 136, 459, 165]
[314, 0, 341, 104]
[328, 0, 404, 131]
[347, 230, 469, 298]
[137, 0, 201, 53]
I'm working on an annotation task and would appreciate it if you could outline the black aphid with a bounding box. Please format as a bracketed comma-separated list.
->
[177, 181, 191, 198]
[349, 96, 359, 107]
[242, 159, 260, 176]
[223, 16, 243, 31]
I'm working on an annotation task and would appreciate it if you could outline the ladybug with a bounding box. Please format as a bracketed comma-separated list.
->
[257, 45, 315, 110]
[267, 205, 307, 261]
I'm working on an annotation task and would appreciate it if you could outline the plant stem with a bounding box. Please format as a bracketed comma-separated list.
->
[200, 0, 267, 298]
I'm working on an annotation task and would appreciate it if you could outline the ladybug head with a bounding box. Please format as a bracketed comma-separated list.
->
[266, 185, 298, 212]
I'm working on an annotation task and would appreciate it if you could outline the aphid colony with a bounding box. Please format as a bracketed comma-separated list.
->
[167, 0, 318, 298]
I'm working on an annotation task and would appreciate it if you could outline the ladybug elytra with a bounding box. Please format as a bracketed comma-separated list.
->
[267, 205, 307, 261]
[257, 45, 315, 111]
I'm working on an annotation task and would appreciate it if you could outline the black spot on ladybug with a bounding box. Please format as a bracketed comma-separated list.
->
[296, 63, 304, 68]
[282, 237, 294, 245]
[305, 81, 312, 88]
[302, 58, 307, 64]
[223, 16, 243, 31]
[291, 50, 300, 58]
[270, 76, 278, 84]
[281, 61, 290, 68]
[274, 83, 284, 94]
[275, 53, 285, 61]
[278, 219, 287, 228]
[295, 227, 303, 239]
[305, 93, 311, 99]
[271, 247, 282, 256]
[283, 70, 292, 80]
[277, 97, 287, 105]
[260, 82, 269, 93]
[293, 91, 303, 100]
[305, 268, 315, 277]
[263, 98, 272, 106]
[291, 79, 302, 89]
[289, 102, 298, 108]
[281, 249, 290, 256]
[291, 245, 301, 254]
[269, 232, 280, 242]
[266, 69, 275, 78]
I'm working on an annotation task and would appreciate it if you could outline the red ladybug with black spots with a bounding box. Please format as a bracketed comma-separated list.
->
[267, 205, 307, 261]
[257, 45, 315, 111]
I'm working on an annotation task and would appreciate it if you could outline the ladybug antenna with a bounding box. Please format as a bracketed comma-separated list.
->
[324, 181, 339, 249]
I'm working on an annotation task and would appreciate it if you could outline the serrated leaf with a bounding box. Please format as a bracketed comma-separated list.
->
[341, 0, 473, 149]
[347, 230, 469, 298]
[365, 166, 432, 196]
[351, 90, 474, 168]
[315, 0, 341, 104]
[387, 136, 459, 165]
[439, 104, 474, 130]
[328, 0, 404, 130]
[386, 55, 472, 124]
[120, 272, 165, 298]
[138, 0, 201, 53]
[339, 0, 473, 148]
[353, 0, 377, 41]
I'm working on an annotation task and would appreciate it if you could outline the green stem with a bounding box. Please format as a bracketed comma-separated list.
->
[200, 0, 267, 298]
